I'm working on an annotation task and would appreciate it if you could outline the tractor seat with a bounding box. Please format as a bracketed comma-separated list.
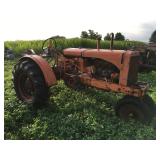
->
[63, 48, 87, 57]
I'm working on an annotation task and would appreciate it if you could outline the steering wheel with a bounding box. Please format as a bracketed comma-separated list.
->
[42, 37, 57, 56]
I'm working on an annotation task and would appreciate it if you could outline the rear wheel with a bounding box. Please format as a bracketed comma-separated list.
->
[142, 95, 156, 117]
[115, 95, 155, 123]
[13, 59, 49, 105]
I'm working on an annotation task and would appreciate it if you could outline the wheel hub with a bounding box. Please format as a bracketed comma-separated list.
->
[18, 73, 34, 101]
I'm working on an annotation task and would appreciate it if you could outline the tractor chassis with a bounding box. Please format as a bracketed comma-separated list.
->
[61, 72, 148, 97]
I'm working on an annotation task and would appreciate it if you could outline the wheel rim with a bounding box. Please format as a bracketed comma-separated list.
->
[18, 73, 35, 102]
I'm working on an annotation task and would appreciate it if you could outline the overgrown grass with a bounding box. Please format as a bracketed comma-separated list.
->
[4, 59, 156, 140]
[4, 38, 145, 57]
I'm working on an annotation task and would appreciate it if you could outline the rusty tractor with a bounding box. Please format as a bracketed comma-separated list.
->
[12, 35, 156, 122]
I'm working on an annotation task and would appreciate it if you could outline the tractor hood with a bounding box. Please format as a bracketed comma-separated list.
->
[63, 48, 88, 57]
[63, 48, 138, 57]
[63, 48, 139, 77]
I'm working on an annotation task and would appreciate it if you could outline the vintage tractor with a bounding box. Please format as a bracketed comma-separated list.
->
[12, 36, 156, 122]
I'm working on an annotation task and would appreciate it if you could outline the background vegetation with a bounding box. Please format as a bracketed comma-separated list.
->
[4, 38, 155, 139]
[4, 38, 145, 57]
[149, 30, 156, 43]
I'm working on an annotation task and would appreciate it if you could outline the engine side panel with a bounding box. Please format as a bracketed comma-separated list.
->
[63, 48, 87, 57]
[62, 48, 140, 86]
[82, 49, 125, 69]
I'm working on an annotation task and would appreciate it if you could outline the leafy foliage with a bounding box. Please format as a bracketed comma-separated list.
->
[104, 33, 111, 40]
[81, 30, 102, 40]
[114, 32, 125, 40]
[4, 59, 156, 140]
[149, 30, 156, 43]
[81, 31, 89, 39]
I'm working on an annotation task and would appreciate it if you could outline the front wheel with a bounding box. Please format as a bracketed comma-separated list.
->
[13, 59, 49, 105]
[115, 95, 155, 123]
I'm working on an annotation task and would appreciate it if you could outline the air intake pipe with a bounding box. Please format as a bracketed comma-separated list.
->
[110, 33, 114, 50]
[97, 37, 101, 50]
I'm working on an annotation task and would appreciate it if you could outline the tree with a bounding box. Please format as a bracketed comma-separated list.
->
[149, 30, 156, 43]
[53, 35, 66, 39]
[114, 32, 125, 41]
[81, 30, 102, 40]
[88, 30, 96, 39]
[81, 31, 89, 38]
[97, 34, 102, 40]
[88, 30, 102, 40]
[104, 33, 111, 40]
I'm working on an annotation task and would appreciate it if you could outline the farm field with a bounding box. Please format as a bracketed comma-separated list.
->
[4, 39, 156, 140]
[4, 58, 156, 140]
[4, 38, 145, 57]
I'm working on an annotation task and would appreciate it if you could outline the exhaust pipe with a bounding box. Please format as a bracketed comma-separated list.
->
[97, 37, 101, 51]
[110, 33, 114, 50]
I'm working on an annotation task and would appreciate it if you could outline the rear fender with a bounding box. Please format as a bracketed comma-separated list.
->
[19, 55, 57, 87]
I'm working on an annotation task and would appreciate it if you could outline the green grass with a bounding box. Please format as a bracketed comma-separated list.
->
[4, 59, 156, 140]
[4, 38, 145, 57]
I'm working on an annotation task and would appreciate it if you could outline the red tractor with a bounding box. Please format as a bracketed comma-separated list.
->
[12, 36, 156, 122]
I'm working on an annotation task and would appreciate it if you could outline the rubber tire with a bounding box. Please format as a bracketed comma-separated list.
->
[115, 95, 153, 123]
[13, 59, 49, 105]
[142, 95, 156, 117]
